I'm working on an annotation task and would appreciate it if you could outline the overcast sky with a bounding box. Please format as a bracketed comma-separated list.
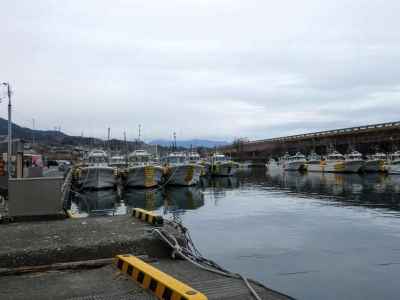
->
[1, 0, 399, 141]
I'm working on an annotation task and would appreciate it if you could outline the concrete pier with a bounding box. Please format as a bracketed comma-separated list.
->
[0, 216, 294, 299]
[0, 216, 168, 268]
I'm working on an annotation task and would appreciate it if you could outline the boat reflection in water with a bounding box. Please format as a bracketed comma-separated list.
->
[264, 168, 400, 210]
[72, 185, 206, 217]
[71, 189, 121, 216]
[123, 188, 164, 212]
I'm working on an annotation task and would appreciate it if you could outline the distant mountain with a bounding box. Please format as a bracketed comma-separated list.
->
[0, 118, 105, 146]
[0, 118, 67, 143]
[149, 139, 229, 149]
[0, 118, 228, 151]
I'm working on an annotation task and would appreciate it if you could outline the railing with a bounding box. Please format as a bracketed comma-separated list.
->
[245, 121, 400, 145]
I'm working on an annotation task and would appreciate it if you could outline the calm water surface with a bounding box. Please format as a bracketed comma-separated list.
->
[72, 169, 400, 300]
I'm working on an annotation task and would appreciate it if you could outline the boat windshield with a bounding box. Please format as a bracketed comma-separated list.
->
[292, 153, 305, 160]
[348, 155, 361, 160]
[214, 155, 227, 162]
[89, 156, 107, 164]
[110, 157, 125, 164]
[188, 154, 200, 161]
[373, 154, 386, 159]
[328, 155, 344, 160]
[166, 156, 185, 164]
[130, 155, 150, 163]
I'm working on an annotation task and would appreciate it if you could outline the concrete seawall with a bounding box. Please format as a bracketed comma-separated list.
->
[0, 216, 168, 268]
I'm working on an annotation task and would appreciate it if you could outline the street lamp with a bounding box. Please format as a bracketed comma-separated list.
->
[1, 82, 12, 178]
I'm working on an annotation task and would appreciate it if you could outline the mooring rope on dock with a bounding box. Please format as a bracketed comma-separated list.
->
[152, 221, 263, 300]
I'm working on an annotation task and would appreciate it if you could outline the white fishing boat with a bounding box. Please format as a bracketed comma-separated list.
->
[210, 153, 239, 176]
[343, 150, 364, 173]
[79, 149, 116, 190]
[364, 153, 387, 173]
[126, 150, 163, 188]
[265, 158, 279, 170]
[320, 151, 346, 173]
[306, 152, 323, 172]
[283, 152, 307, 171]
[162, 152, 203, 186]
[387, 151, 400, 175]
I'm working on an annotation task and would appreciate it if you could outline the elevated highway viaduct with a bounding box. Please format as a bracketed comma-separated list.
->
[222, 121, 400, 162]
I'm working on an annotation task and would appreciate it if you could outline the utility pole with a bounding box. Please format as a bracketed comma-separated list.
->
[2, 83, 12, 178]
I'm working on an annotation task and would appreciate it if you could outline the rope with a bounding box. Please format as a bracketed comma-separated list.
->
[152, 221, 263, 300]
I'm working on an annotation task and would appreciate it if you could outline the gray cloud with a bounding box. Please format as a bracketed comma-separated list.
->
[1, 0, 399, 141]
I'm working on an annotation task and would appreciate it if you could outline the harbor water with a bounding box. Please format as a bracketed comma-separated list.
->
[71, 168, 400, 300]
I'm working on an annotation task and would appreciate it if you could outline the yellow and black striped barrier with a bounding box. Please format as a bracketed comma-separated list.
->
[132, 208, 163, 226]
[115, 254, 207, 300]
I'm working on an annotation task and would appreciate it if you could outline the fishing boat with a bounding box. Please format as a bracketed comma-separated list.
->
[265, 158, 279, 170]
[284, 152, 307, 171]
[306, 152, 323, 172]
[364, 153, 387, 173]
[162, 152, 203, 186]
[343, 150, 364, 173]
[125, 150, 163, 188]
[387, 151, 400, 174]
[321, 151, 346, 173]
[79, 149, 117, 190]
[210, 153, 239, 176]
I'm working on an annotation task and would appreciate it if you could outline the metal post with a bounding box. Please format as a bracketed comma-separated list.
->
[2, 83, 12, 178]
[8, 88, 12, 177]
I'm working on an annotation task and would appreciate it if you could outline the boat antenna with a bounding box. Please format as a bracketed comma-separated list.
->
[107, 127, 111, 157]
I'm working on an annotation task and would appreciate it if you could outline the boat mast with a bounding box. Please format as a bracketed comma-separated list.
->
[107, 127, 111, 158]
[173, 132, 177, 151]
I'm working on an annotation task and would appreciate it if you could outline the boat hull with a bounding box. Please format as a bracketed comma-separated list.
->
[211, 162, 239, 176]
[284, 161, 306, 171]
[126, 165, 163, 188]
[165, 164, 203, 186]
[307, 163, 323, 172]
[79, 167, 116, 190]
[199, 162, 212, 176]
[343, 161, 364, 173]
[321, 161, 345, 173]
[388, 164, 400, 174]
[363, 160, 386, 173]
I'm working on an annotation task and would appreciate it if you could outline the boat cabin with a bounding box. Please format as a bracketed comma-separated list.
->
[162, 152, 186, 165]
[88, 150, 108, 165]
[129, 150, 151, 164]
[327, 151, 345, 161]
[345, 150, 363, 161]
[187, 152, 201, 162]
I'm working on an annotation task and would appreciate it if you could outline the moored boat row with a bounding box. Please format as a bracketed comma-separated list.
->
[73, 150, 239, 190]
[266, 150, 400, 174]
